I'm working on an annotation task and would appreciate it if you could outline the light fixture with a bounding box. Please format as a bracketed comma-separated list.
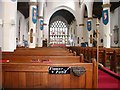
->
[113, 25, 119, 44]
[0, 19, 3, 27]
[11, 19, 15, 26]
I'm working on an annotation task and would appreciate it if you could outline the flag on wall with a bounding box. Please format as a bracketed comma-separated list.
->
[87, 21, 92, 31]
[32, 7, 37, 24]
[102, 9, 109, 25]
[40, 19, 44, 30]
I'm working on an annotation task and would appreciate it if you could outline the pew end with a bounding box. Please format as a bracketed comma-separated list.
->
[2, 61, 97, 88]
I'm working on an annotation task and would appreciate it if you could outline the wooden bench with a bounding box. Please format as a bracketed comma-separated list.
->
[2, 51, 74, 56]
[15, 47, 67, 51]
[67, 46, 81, 56]
[2, 47, 74, 56]
[2, 59, 97, 88]
[2, 55, 84, 63]
[110, 49, 120, 73]
[67, 46, 104, 62]
[67, 46, 120, 74]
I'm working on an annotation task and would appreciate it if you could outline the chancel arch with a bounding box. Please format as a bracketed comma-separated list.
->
[49, 9, 77, 46]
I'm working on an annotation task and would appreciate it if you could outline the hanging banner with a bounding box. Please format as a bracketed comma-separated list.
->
[87, 21, 92, 31]
[32, 7, 37, 24]
[40, 19, 44, 30]
[102, 9, 109, 25]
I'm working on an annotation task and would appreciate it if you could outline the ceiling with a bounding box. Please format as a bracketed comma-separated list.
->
[17, 2, 29, 18]
[17, 1, 120, 23]
[93, 2, 120, 19]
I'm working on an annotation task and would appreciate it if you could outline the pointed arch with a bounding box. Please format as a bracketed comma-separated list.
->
[48, 5, 77, 25]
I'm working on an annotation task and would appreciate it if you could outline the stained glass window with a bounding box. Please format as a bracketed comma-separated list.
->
[49, 20, 68, 45]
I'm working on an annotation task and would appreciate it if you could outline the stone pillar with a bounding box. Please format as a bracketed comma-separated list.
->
[2, 0, 17, 52]
[84, 1, 93, 47]
[38, 1, 44, 47]
[78, 3, 85, 46]
[28, 0, 38, 48]
[87, 17, 93, 47]
[0, 2, 3, 89]
[119, 7, 120, 47]
[0, 20, 2, 48]
[79, 24, 84, 45]
[0, 1, 3, 48]
[102, 1, 111, 48]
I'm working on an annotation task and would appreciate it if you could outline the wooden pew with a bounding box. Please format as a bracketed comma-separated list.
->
[111, 49, 120, 73]
[15, 47, 67, 51]
[2, 59, 97, 88]
[91, 48, 120, 73]
[2, 47, 74, 56]
[2, 55, 84, 63]
[2, 51, 73, 56]
[67, 46, 81, 56]
[90, 48, 104, 63]
[67, 46, 103, 63]
[67, 46, 120, 74]
[102, 48, 114, 67]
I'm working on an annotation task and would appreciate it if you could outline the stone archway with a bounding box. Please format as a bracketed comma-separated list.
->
[48, 9, 76, 46]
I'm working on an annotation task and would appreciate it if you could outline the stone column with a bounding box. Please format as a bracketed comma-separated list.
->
[102, 1, 111, 48]
[119, 7, 120, 47]
[79, 24, 84, 45]
[0, 1, 3, 48]
[84, 1, 93, 47]
[38, 1, 44, 47]
[2, 0, 17, 52]
[28, 0, 38, 48]
[87, 17, 93, 47]
[78, 3, 85, 46]
[0, 1, 3, 89]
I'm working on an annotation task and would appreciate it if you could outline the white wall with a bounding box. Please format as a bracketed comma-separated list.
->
[44, 1, 81, 40]
[110, 8, 118, 47]
[2, 1, 119, 49]
[98, 18, 104, 46]
[2, 0, 17, 51]
[82, 18, 103, 46]
[17, 11, 28, 47]
[0, 1, 3, 48]
[0, 0, 2, 88]
[118, 6, 120, 47]
[83, 18, 88, 43]
[83, 18, 95, 42]
[69, 20, 77, 46]
[99, 7, 120, 47]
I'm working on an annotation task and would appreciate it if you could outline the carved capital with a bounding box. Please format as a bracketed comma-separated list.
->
[96, 24, 100, 26]
[29, 2, 38, 6]
[88, 17, 93, 20]
[102, 4, 111, 8]
[79, 24, 84, 26]
[38, 16, 44, 19]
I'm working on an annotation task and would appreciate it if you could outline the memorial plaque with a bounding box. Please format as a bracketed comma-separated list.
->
[49, 67, 70, 74]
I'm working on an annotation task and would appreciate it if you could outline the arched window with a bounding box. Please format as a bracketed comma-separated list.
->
[49, 20, 68, 45]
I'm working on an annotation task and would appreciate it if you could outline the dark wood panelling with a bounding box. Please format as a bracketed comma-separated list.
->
[2, 62, 97, 88]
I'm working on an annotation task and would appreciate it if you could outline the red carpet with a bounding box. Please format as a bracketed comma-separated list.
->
[98, 68, 120, 89]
